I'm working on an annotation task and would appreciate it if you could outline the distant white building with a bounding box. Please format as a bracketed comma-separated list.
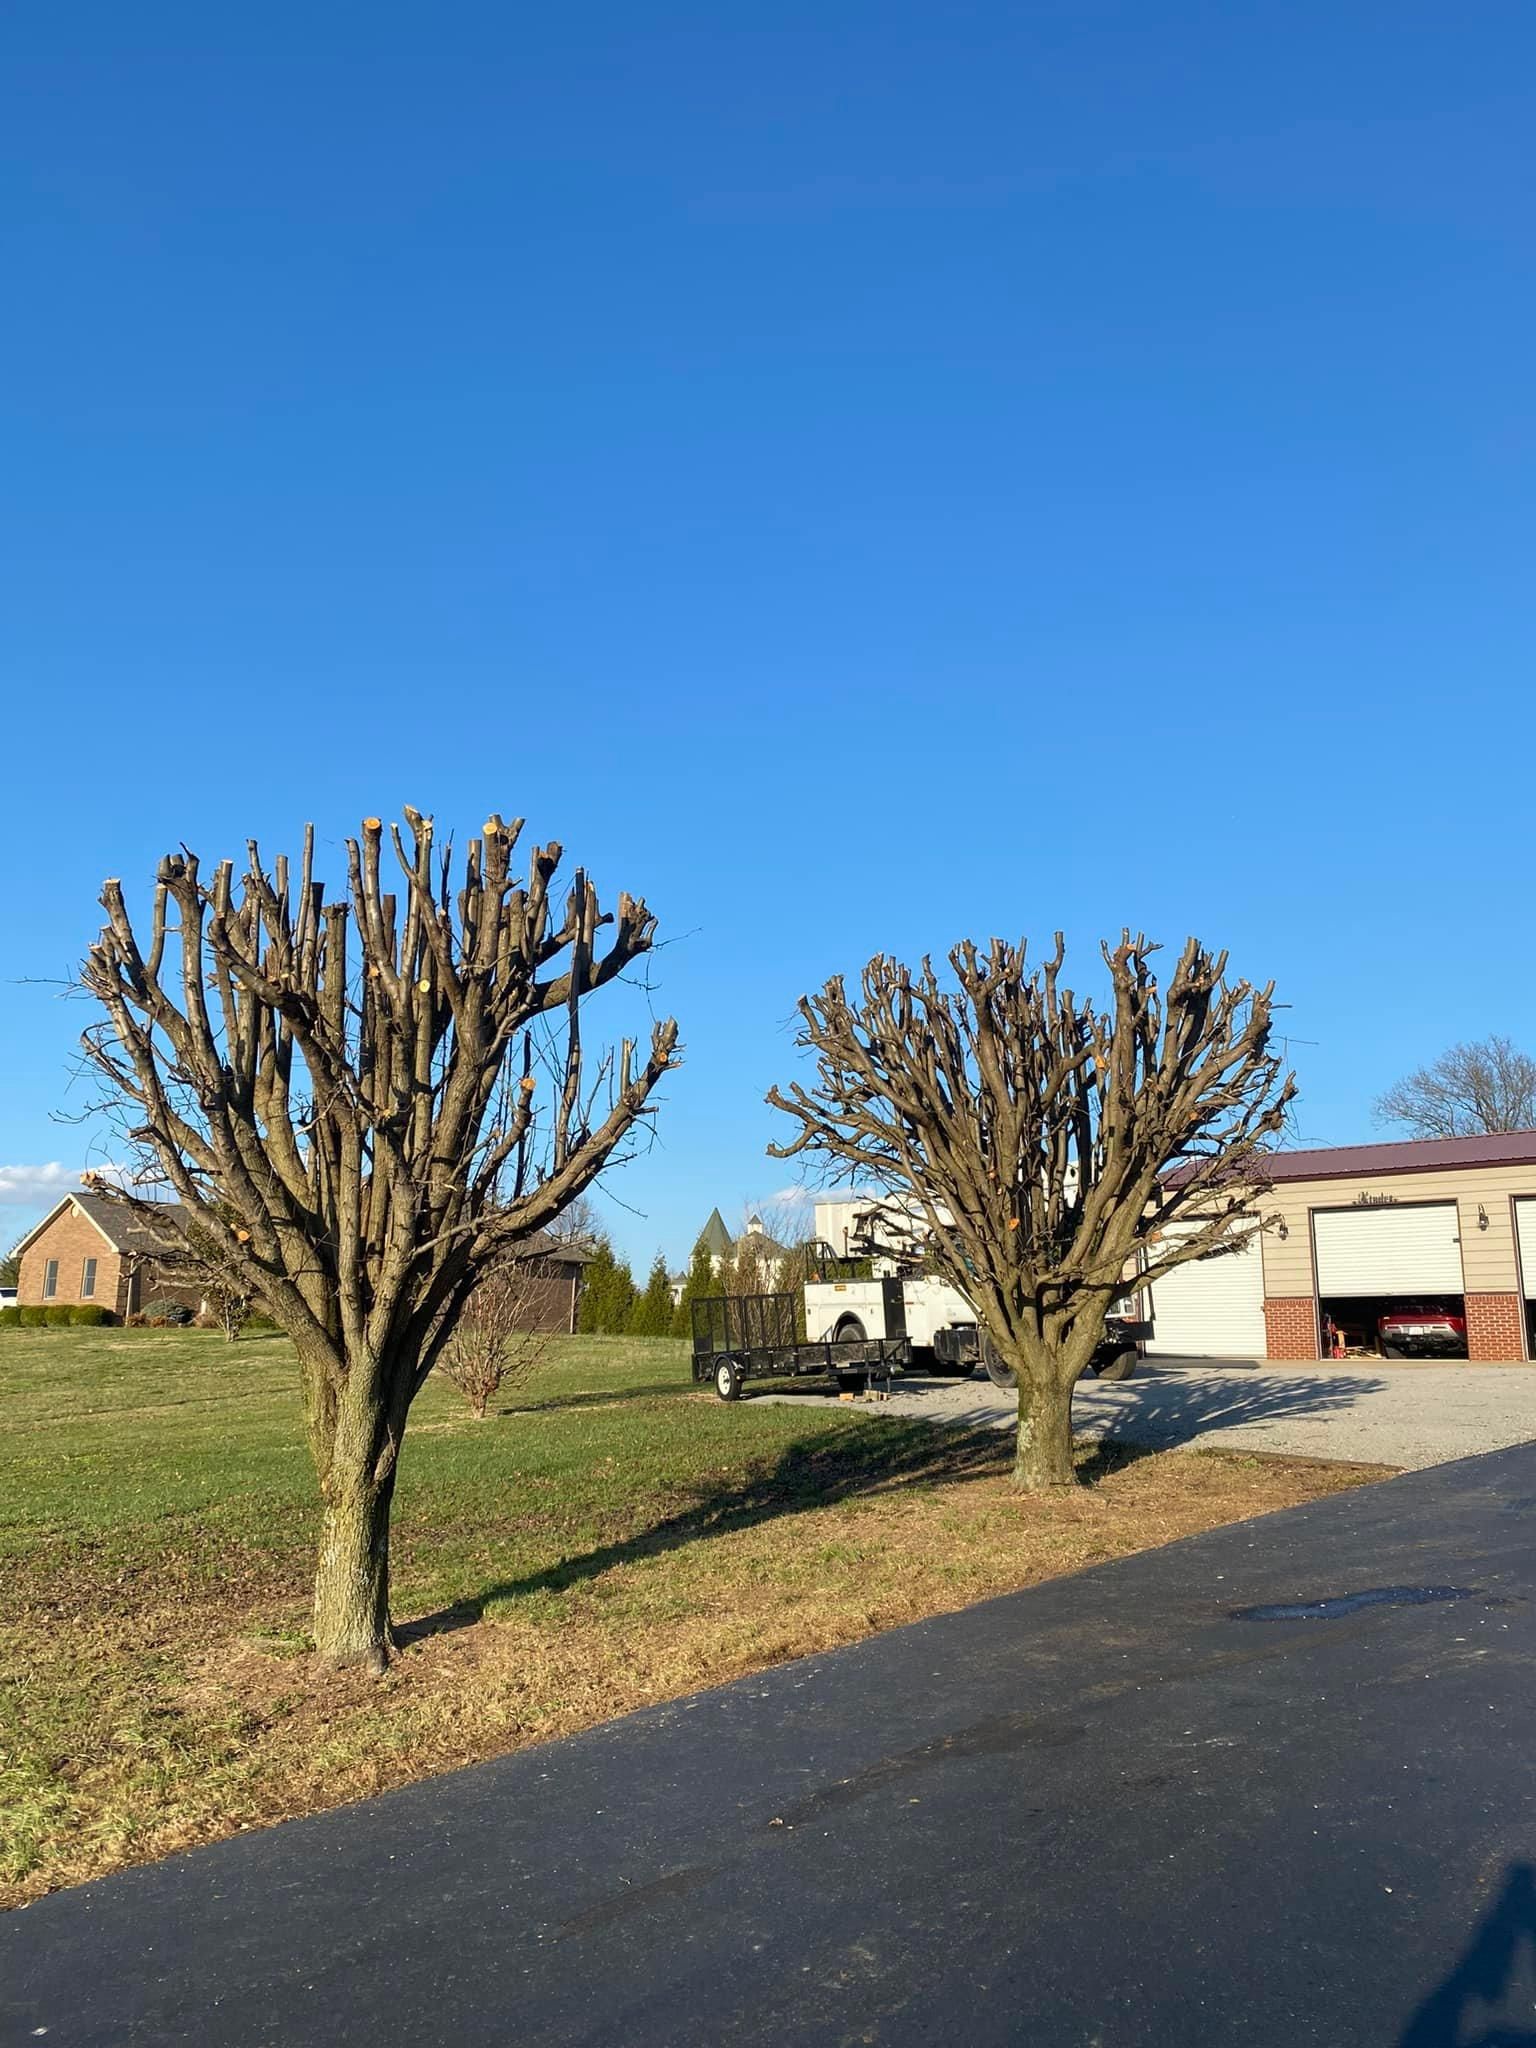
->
[813, 1194, 930, 1260]
[671, 1207, 794, 1302]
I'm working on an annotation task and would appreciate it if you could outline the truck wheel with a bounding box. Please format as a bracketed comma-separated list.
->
[980, 1335, 1017, 1390]
[714, 1357, 744, 1401]
[1093, 1345, 1138, 1382]
[834, 1317, 867, 1344]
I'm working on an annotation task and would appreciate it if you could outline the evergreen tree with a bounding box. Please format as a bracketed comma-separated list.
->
[630, 1251, 675, 1337]
[670, 1236, 718, 1338]
[577, 1235, 637, 1334]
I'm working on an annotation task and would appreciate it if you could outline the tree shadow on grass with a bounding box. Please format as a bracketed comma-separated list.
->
[398, 1417, 1022, 1644]
[499, 1378, 692, 1417]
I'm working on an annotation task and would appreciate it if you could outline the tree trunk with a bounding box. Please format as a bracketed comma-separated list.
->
[1012, 1370, 1078, 1490]
[313, 1465, 396, 1671]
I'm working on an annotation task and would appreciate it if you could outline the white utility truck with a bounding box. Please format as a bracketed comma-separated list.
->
[801, 1197, 1144, 1387]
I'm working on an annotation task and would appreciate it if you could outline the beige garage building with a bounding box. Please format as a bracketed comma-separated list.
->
[1145, 1132, 1536, 1364]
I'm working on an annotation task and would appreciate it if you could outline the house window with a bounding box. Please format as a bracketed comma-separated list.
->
[43, 1259, 59, 1300]
[81, 1258, 97, 1300]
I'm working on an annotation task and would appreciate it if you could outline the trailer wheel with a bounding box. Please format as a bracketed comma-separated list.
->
[1092, 1345, 1138, 1383]
[980, 1335, 1017, 1390]
[714, 1357, 744, 1401]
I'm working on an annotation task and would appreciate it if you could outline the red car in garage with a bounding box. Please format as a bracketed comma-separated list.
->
[1377, 1302, 1467, 1359]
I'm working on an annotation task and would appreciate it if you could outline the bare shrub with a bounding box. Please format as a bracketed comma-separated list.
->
[439, 1259, 554, 1418]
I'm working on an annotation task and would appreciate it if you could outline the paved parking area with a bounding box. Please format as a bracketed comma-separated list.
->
[763, 1358, 1536, 1469]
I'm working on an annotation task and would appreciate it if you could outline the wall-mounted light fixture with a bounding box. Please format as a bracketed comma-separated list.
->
[1276, 1219, 1289, 1240]
[1478, 1203, 1491, 1232]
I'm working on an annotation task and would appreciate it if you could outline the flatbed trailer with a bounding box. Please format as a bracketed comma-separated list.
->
[690, 1292, 910, 1400]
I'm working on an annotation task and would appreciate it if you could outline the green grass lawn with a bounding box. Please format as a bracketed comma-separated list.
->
[0, 1326, 1390, 1906]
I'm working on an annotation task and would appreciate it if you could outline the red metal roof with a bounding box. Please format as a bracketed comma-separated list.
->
[1252, 1131, 1536, 1184]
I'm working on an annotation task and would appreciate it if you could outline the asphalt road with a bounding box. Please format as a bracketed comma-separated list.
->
[6, 1446, 1536, 2046]
[766, 1357, 1536, 1469]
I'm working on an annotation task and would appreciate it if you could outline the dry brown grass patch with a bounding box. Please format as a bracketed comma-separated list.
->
[1, 1434, 1392, 1909]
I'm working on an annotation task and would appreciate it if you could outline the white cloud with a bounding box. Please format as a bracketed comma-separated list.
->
[0, 1162, 87, 1208]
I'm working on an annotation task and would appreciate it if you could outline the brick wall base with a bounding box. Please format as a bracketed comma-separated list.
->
[1264, 1297, 1319, 1361]
[1465, 1292, 1527, 1363]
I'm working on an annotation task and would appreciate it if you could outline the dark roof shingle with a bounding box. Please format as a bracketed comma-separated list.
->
[1252, 1131, 1536, 1185]
[72, 1193, 191, 1254]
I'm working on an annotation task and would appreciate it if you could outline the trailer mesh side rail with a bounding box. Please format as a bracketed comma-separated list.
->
[690, 1292, 800, 1359]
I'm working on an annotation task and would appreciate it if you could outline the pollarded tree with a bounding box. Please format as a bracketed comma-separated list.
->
[768, 933, 1292, 1490]
[81, 809, 678, 1668]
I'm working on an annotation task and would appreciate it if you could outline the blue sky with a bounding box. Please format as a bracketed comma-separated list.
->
[2, 1, 1533, 1270]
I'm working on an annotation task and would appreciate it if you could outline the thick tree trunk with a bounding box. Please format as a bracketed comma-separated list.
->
[313, 1465, 397, 1671]
[1012, 1371, 1077, 1490]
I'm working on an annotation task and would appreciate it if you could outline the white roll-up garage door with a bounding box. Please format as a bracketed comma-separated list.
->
[1515, 1199, 1536, 1298]
[1145, 1225, 1267, 1358]
[1312, 1204, 1463, 1295]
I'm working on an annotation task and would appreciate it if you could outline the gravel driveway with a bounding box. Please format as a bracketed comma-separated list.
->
[762, 1359, 1536, 1470]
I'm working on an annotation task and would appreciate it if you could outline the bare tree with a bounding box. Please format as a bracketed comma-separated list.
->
[144, 1207, 254, 1343]
[719, 1204, 792, 1297]
[437, 1256, 553, 1417]
[755, 1191, 814, 1247]
[1375, 1036, 1536, 1140]
[190, 1241, 253, 1343]
[81, 809, 678, 1668]
[545, 1192, 598, 1250]
[768, 934, 1292, 1490]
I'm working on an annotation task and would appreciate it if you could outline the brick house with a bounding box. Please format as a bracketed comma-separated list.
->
[16, 1193, 591, 1331]
[14, 1194, 203, 1320]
